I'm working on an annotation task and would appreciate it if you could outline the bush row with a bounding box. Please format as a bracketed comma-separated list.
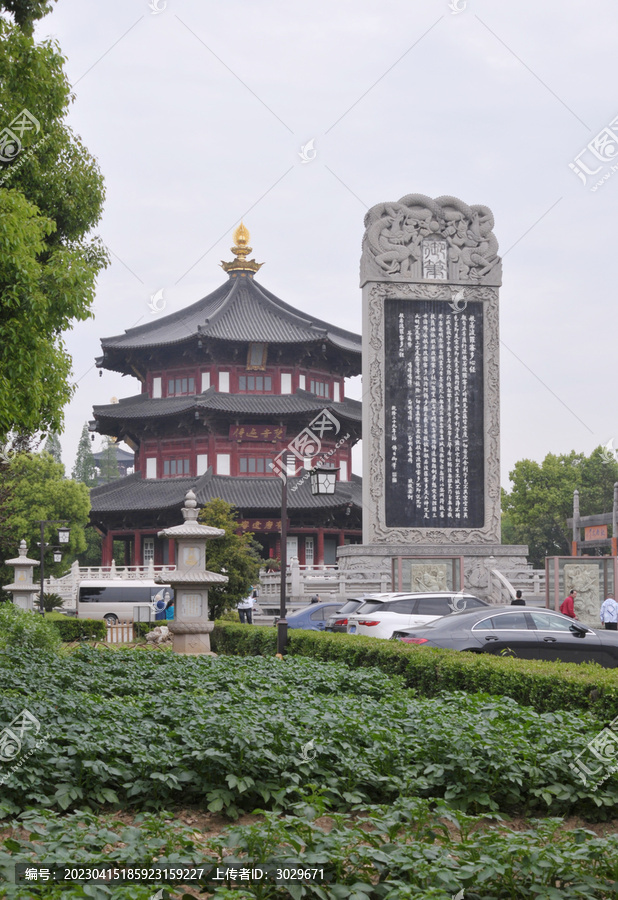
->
[48, 616, 107, 641]
[211, 623, 618, 717]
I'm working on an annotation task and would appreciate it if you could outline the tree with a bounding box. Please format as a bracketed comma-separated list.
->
[72, 423, 97, 486]
[0, 451, 90, 594]
[0, 8, 108, 444]
[502, 447, 618, 568]
[98, 437, 120, 484]
[198, 498, 262, 620]
[43, 431, 62, 465]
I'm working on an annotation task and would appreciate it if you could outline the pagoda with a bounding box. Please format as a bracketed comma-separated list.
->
[89, 225, 362, 568]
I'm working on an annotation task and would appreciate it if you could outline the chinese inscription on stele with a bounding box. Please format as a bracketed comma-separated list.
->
[384, 299, 484, 528]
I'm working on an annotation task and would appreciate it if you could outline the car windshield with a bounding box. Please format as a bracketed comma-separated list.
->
[354, 600, 386, 614]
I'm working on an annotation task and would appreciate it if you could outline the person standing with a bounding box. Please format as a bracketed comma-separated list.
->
[511, 590, 525, 606]
[599, 594, 618, 631]
[560, 589, 578, 619]
[237, 593, 255, 624]
[310, 594, 320, 604]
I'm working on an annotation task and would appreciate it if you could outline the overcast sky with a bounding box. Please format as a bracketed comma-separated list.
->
[34, 0, 618, 488]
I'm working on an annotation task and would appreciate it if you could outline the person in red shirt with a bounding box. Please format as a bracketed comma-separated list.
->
[560, 589, 578, 619]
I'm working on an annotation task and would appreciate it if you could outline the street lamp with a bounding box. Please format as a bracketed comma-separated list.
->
[310, 465, 340, 495]
[36, 520, 70, 614]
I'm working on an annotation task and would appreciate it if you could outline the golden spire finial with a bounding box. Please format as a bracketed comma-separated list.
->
[221, 221, 264, 277]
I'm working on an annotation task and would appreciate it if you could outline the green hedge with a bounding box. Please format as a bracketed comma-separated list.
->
[211, 623, 618, 718]
[49, 616, 106, 642]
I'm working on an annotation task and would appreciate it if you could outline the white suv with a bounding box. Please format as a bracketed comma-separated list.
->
[346, 592, 489, 639]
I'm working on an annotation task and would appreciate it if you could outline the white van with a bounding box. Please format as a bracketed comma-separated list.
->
[77, 580, 174, 626]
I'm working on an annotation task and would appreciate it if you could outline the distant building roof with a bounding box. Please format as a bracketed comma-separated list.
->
[92, 446, 134, 463]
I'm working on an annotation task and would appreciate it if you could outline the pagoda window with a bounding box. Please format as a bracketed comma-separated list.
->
[143, 538, 155, 563]
[310, 379, 330, 398]
[196, 453, 208, 475]
[333, 382, 341, 403]
[219, 372, 230, 392]
[238, 375, 273, 393]
[167, 376, 195, 397]
[239, 456, 274, 475]
[163, 458, 190, 477]
[339, 459, 348, 481]
[247, 342, 267, 369]
[152, 377, 162, 399]
[201, 371, 210, 393]
[217, 453, 231, 475]
[145, 458, 157, 478]
[298, 374, 306, 390]
[280, 373, 292, 394]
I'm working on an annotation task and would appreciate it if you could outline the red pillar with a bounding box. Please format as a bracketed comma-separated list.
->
[338, 531, 345, 546]
[168, 538, 176, 567]
[102, 533, 113, 566]
[134, 531, 141, 566]
[317, 528, 325, 566]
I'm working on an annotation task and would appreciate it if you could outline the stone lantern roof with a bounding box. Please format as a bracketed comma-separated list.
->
[156, 490, 226, 541]
[5, 540, 39, 567]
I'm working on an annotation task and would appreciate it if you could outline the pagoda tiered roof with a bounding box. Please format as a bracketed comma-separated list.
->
[97, 273, 361, 376]
[91, 388, 361, 430]
[90, 469, 362, 515]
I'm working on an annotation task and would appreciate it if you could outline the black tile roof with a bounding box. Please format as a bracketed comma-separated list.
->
[92, 388, 362, 424]
[90, 469, 362, 514]
[99, 273, 361, 355]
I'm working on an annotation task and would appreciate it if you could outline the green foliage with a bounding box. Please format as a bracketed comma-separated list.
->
[0, 14, 108, 442]
[0, 0, 58, 34]
[71, 423, 97, 486]
[0, 602, 59, 651]
[502, 447, 618, 567]
[0, 648, 617, 823]
[211, 624, 618, 719]
[42, 432, 62, 466]
[97, 436, 120, 484]
[47, 614, 105, 642]
[41, 592, 62, 612]
[198, 498, 261, 619]
[0, 452, 90, 591]
[0, 803, 617, 899]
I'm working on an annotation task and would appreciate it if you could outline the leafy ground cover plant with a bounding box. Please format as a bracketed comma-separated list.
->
[0, 649, 616, 822]
[0, 800, 617, 898]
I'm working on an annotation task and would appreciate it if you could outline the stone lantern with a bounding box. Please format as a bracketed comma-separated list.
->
[155, 490, 228, 655]
[3, 541, 40, 611]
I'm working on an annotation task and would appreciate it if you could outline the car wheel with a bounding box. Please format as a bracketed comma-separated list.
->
[104, 614, 118, 626]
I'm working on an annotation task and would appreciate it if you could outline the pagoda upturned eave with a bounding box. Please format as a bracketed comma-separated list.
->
[96, 273, 361, 375]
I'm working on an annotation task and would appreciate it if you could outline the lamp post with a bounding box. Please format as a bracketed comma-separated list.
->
[36, 520, 70, 615]
[276, 453, 289, 655]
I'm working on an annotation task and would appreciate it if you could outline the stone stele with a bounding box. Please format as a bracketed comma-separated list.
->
[156, 490, 228, 654]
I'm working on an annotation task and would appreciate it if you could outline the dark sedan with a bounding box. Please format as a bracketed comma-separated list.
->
[284, 602, 344, 631]
[392, 606, 618, 668]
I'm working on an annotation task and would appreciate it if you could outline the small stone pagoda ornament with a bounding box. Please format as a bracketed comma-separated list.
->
[3, 541, 40, 611]
[156, 490, 228, 655]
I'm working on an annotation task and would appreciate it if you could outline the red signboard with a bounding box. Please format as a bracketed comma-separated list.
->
[584, 525, 608, 541]
[229, 425, 286, 442]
